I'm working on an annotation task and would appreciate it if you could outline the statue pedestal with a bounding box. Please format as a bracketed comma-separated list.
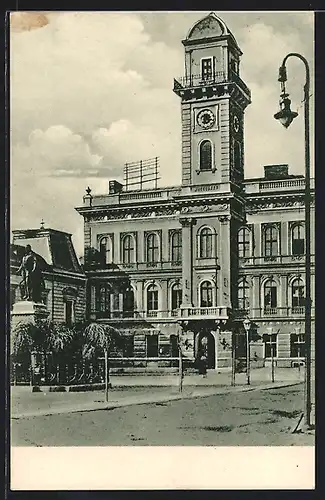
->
[11, 301, 49, 329]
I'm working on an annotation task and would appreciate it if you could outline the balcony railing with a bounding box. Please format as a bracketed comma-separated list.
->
[179, 306, 229, 320]
[238, 254, 315, 267]
[173, 70, 251, 100]
[245, 177, 314, 194]
[174, 72, 226, 89]
[92, 307, 230, 321]
[92, 309, 180, 320]
[232, 307, 315, 320]
[86, 260, 182, 272]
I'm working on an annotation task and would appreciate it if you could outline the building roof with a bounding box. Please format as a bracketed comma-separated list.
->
[184, 12, 241, 53]
[11, 228, 84, 275]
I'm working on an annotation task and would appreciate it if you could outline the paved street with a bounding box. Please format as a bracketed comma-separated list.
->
[11, 383, 314, 446]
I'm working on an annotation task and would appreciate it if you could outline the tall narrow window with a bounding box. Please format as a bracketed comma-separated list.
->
[264, 226, 279, 257]
[238, 279, 250, 309]
[123, 288, 135, 317]
[201, 57, 213, 80]
[65, 300, 74, 326]
[171, 283, 182, 311]
[200, 140, 213, 171]
[200, 227, 214, 258]
[171, 231, 182, 262]
[200, 281, 214, 308]
[238, 227, 250, 258]
[96, 284, 110, 312]
[146, 334, 159, 358]
[147, 284, 159, 314]
[291, 278, 305, 311]
[146, 233, 159, 263]
[290, 334, 305, 358]
[264, 279, 277, 312]
[292, 224, 305, 255]
[122, 336, 134, 357]
[263, 334, 277, 357]
[99, 236, 113, 264]
[122, 235, 135, 264]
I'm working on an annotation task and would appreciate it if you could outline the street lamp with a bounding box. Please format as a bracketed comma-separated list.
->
[243, 319, 251, 385]
[274, 53, 312, 430]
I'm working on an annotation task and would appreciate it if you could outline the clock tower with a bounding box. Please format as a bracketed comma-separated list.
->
[173, 12, 251, 186]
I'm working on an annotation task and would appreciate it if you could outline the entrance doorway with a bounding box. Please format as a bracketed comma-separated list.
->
[197, 331, 216, 369]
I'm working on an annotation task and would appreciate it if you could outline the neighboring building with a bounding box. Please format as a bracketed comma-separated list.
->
[10, 228, 87, 325]
[73, 12, 314, 371]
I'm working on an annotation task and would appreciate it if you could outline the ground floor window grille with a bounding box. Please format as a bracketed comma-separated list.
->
[290, 334, 305, 358]
[263, 334, 277, 357]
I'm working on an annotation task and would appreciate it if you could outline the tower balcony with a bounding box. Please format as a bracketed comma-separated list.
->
[173, 70, 251, 102]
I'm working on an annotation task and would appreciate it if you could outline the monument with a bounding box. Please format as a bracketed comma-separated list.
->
[11, 245, 49, 328]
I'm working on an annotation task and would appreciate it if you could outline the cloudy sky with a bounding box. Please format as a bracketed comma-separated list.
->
[10, 11, 314, 256]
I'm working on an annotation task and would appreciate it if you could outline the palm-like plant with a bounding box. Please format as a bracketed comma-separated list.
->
[12, 319, 73, 356]
[82, 322, 121, 401]
[11, 320, 74, 384]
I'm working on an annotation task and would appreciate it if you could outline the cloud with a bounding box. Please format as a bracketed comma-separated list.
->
[10, 12, 314, 255]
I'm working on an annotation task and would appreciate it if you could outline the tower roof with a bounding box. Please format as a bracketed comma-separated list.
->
[184, 12, 241, 52]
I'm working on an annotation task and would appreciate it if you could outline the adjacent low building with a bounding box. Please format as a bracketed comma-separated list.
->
[10, 227, 87, 325]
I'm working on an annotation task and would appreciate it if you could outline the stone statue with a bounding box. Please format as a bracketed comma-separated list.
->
[17, 245, 45, 303]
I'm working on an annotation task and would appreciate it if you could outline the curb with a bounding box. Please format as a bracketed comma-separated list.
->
[12, 381, 303, 420]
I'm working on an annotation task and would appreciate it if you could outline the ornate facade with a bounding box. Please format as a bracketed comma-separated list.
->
[76, 13, 315, 371]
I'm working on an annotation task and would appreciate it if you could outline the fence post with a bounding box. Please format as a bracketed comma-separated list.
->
[104, 350, 109, 402]
[231, 333, 236, 387]
[179, 349, 183, 393]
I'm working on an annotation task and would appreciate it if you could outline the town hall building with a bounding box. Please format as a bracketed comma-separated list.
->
[75, 12, 315, 372]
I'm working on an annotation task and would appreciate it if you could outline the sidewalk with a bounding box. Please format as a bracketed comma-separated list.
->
[11, 378, 305, 420]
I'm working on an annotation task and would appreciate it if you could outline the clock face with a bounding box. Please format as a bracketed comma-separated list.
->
[197, 108, 216, 129]
[233, 115, 240, 133]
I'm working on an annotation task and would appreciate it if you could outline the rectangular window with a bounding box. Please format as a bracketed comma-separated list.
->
[263, 334, 277, 357]
[146, 335, 159, 358]
[123, 336, 134, 357]
[290, 334, 305, 358]
[147, 291, 158, 311]
[170, 335, 179, 358]
[171, 288, 182, 310]
[65, 300, 74, 326]
[201, 57, 213, 80]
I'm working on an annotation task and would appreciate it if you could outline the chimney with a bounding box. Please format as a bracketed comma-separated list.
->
[264, 164, 289, 180]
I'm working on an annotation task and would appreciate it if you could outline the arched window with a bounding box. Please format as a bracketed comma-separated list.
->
[99, 236, 113, 264]
[123, 288, 135, 317]
[264, 279, 277, 312]
[199, 140, 213, 171]
[147, 284, 159, 313]
[199, 227, 214, 259]
[238, 227, 250, 258]
[122, 235, 135, 264]
[96, 283, 111, 312]
[146, 233, 159, 263]
[238, 279, 250, 309]
[292, 224, 305, 255]
[264, 226, 278, 257]
[291, 278, 305, 311]
[171, 283, 182, 311]
[200, 281, 214, 308]
[171, 231, 182, 262]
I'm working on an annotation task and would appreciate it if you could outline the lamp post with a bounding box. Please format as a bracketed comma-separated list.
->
[243, 319, 251, 385]
[274, 53, 312, 430]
